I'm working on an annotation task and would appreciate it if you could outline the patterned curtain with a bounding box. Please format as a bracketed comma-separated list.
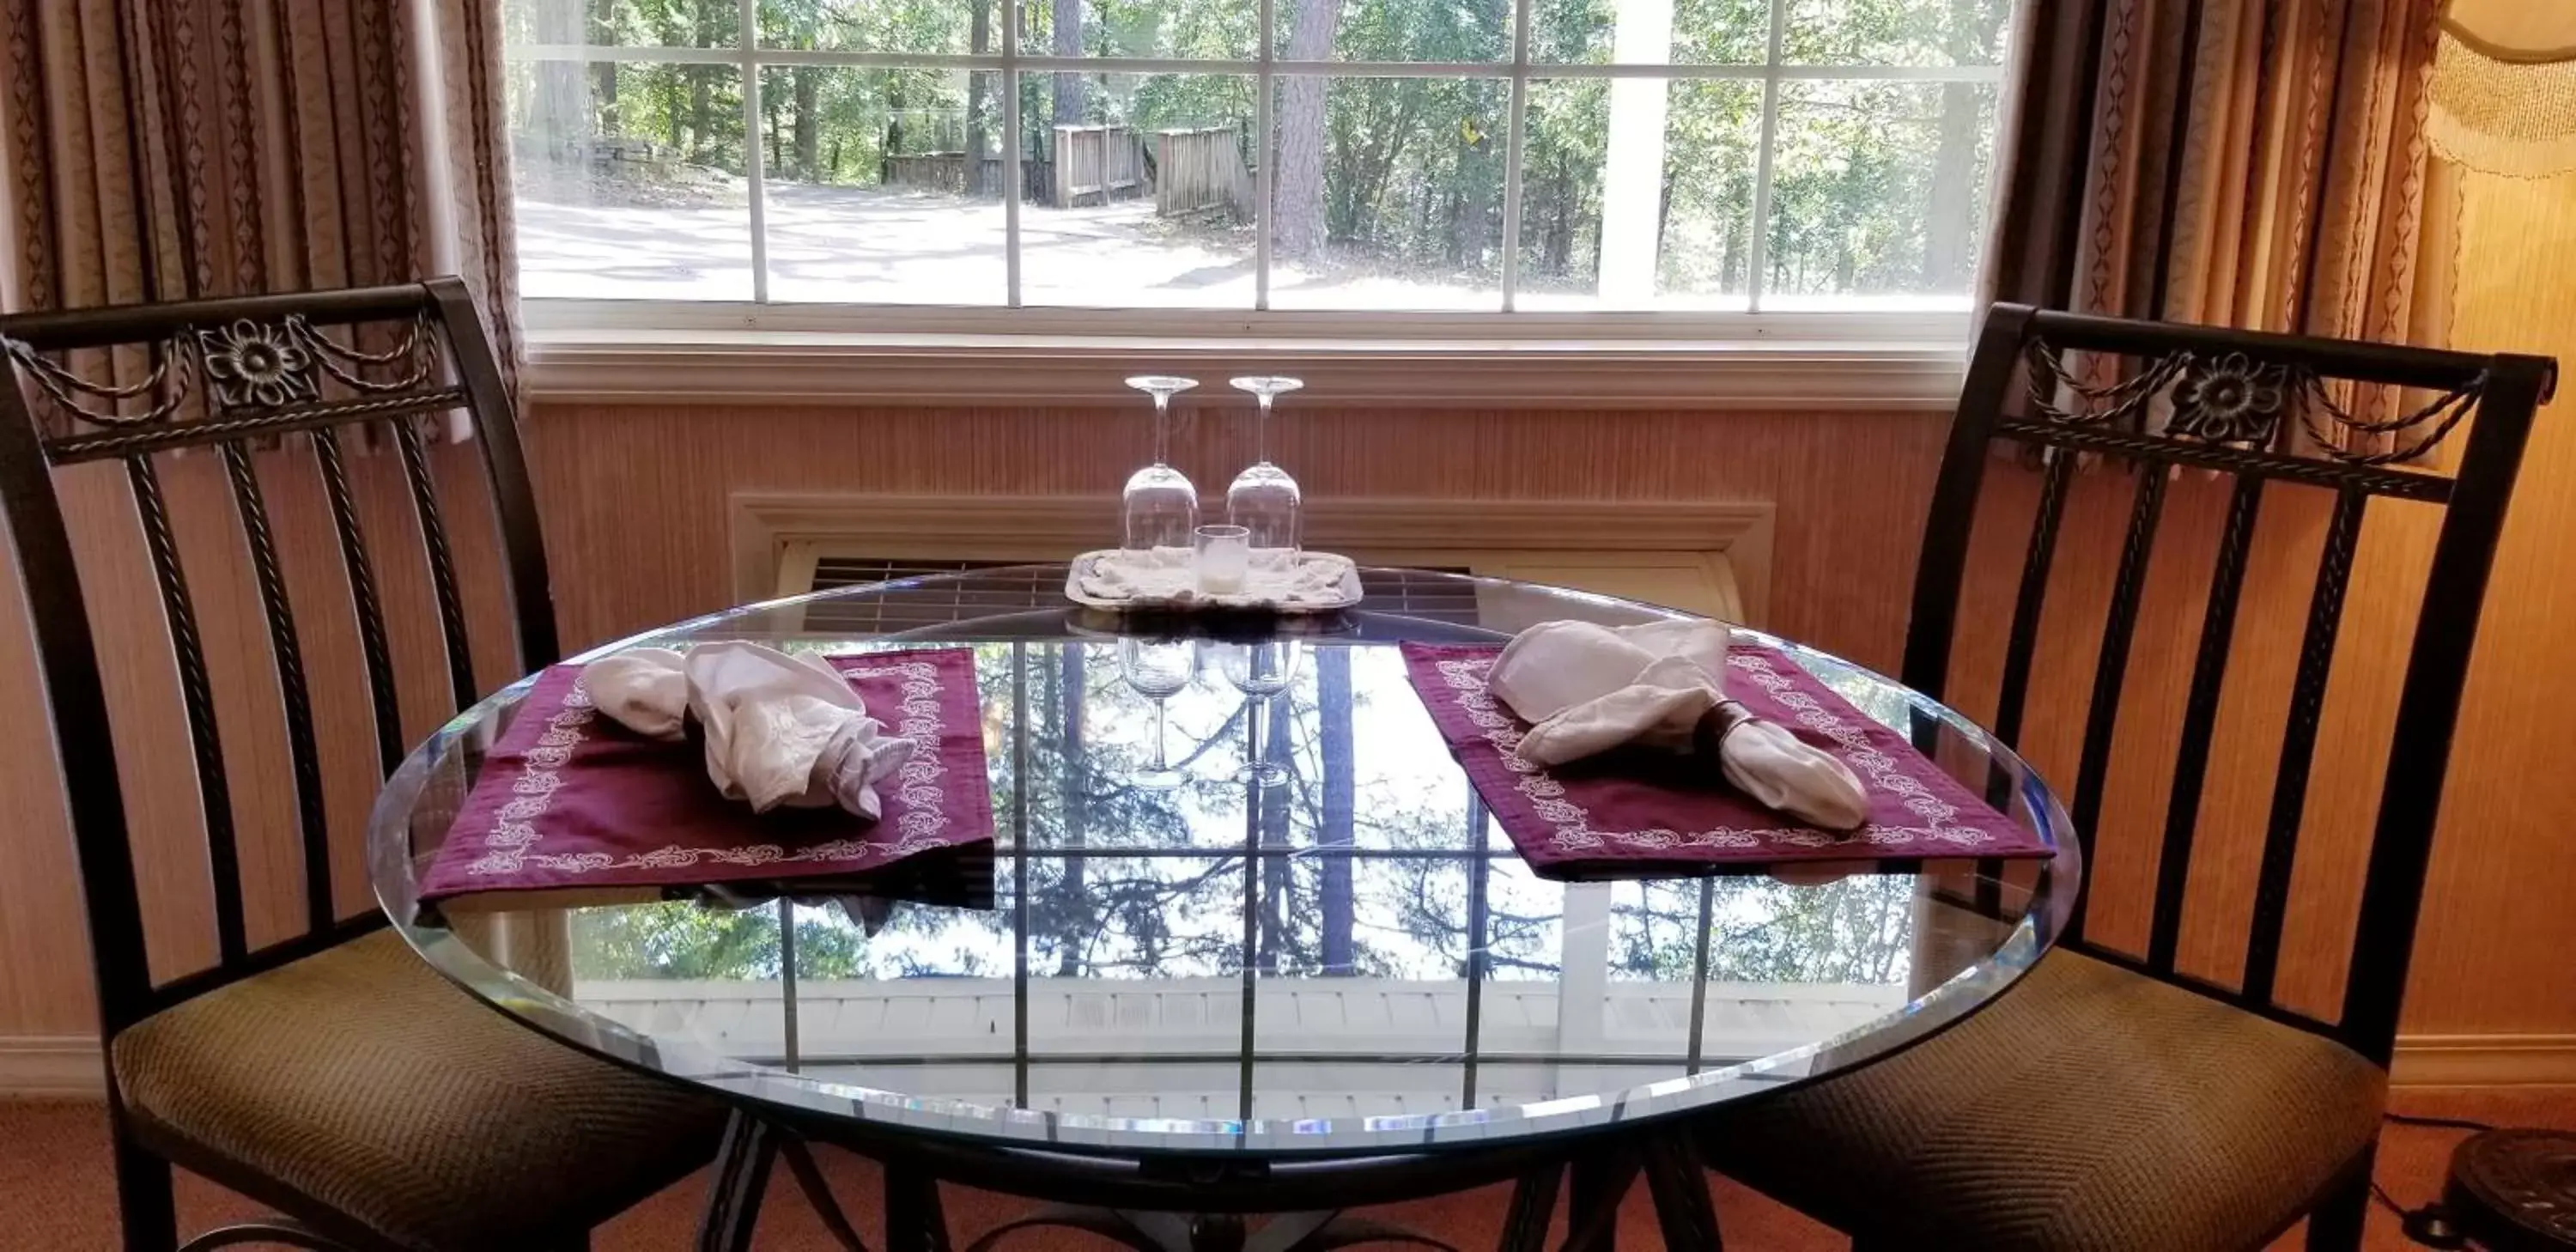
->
[1986, 0, 2456, 453]
[0, 0, 519, 398]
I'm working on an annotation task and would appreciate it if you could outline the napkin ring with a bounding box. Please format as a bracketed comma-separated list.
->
[1691, 700, 1759, 758]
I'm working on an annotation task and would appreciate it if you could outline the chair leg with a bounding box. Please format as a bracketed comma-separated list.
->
[112, 1116, 179, 1252]
[2305, 1144, 2375, 1252]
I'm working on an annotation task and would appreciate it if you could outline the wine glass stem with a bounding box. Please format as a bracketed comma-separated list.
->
[1153, 393, 1172, 466]
[1255, 394, 1273, 465]
[1154, 697, 1172, 771]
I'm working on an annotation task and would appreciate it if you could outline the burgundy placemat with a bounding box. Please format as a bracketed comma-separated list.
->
[1400, 641, 2053, 875]
[420, 647, 993, 903]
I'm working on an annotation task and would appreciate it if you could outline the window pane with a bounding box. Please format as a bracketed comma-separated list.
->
[766, 69, 1008, 304]
[1037, 0, 1258, 59]
[510, 60, 754, 300]
[1269, 77, 1507, 310]
[1515, 78, 1757, 310]
[1024, 856, 1249, 977]
[1761, 79, 1996, 308]
[1483, 859, 1564, 978]
[1248, 855, 1479, 982]
[1280, 0, 1511, 64]
[1783, 0, 2012, 66]
[1529, 0, 1765, 66]
[1607, 880, 1706, 980]
[504, 0, 739, 50]
[762, 0, 983, 56]
[1024, 73, 1259, 307]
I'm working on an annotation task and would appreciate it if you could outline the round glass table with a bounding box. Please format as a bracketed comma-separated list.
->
[368, 566, 2080, 1251]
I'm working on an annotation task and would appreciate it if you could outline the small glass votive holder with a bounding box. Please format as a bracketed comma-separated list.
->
[1194, 524, 1250, 594]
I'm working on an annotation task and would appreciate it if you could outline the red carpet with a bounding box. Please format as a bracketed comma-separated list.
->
[3, 1090, 2568, 1248]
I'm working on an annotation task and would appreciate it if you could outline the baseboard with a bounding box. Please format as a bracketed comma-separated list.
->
[0, 1035, 101, 1097]
[2391, 1034, 2576, 1088]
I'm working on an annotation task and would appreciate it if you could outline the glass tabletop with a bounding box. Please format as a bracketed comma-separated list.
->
[369, 566, 2078, 1158]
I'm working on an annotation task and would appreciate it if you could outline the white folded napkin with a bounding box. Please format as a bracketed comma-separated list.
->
[578, 642, 918, 820]
[1078, 546, 1350, 606]
[1487, 619, 1870, 831]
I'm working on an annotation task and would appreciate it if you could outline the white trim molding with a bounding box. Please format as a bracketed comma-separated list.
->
[728, 491, 1774, 618]
[2391, 1034, 2576, 1089]
[0, 1035, 100, 1097]
[526, 304, 1971, 410]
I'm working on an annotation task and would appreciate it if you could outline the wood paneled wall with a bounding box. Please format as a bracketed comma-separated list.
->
[2, 394, 2571, 1054]
[524, 405, 1947, 660]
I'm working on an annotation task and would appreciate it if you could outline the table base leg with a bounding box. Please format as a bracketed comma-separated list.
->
[1641, 1134, 1723, 1251]
[1562, 1130, 1724, 1252]
[1564, 1152, 1640, 1252]
[781, 1134, 873, 1252]
[961, 1207, 1459, 1252]
[696, 1112, 778, 1252]
[697, 1114, 877, 1252]
[887, 1163, 954, 1252]
[701, 1119, 1710, 1252]
[1498, 1166, 1563, 1252]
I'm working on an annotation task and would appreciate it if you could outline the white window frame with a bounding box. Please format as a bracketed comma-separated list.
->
[508, 0, 2006, 407]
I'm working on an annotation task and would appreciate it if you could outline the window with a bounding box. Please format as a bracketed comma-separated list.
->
[501, 0, 2008, 315]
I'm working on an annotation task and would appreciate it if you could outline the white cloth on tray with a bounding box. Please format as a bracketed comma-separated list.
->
[1078, 546, 1350, 606]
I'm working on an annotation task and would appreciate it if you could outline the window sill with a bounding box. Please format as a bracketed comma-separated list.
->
[522, 305, 1972, 410]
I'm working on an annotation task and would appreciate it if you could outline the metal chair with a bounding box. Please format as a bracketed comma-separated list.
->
[0, 280, 726, 1251]
[1692, 304, 2556, 1250]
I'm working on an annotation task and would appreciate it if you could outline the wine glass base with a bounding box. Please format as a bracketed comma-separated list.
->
[1243, 763, 1290, 787]
[1131, 767, 1189, 790]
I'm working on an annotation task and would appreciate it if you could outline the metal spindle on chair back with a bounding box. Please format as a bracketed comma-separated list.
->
[0, 278, 556, 1044]
[1905, 303, 2554, 1071]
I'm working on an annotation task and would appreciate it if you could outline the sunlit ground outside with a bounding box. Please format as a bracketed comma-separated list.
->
[519, 177, 1978, 311]
[518, 178, 1539, 308]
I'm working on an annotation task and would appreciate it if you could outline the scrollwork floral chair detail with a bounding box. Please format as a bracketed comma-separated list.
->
[1690, 305, 2555, 1252]
[0, 280, 726, 1251]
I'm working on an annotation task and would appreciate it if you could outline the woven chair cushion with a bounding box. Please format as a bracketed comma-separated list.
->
[1694, 948, 2386, 1252]
[112, 928, 726, 1250]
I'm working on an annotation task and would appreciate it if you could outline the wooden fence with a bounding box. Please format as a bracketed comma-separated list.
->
[870, 125, 1245, 216]
[1050, 125, 1145, 207]
[1152, 126, 1253, 220]
[525, 135, 690, 181]
[881, 152, 1054, 200]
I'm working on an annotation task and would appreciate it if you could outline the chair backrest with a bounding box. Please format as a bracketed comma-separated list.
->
[0, 279, 556, 1040]
[1907, 303, 2555, 1068]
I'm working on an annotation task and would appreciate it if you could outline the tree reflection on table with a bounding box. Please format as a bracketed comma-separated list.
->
[566, 640, 1918, 1000]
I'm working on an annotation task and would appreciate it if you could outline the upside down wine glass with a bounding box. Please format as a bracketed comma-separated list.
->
[1123, 375, 1200, 552]
[1118, 637, 1197, 791]
[1217, 640, 1303, 787]
[1225, 375, 1303, 560]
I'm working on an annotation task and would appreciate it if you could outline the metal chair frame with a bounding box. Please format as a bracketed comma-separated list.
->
[1886, 302, 2555, 1249]
[0, 280, 582, 1251]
